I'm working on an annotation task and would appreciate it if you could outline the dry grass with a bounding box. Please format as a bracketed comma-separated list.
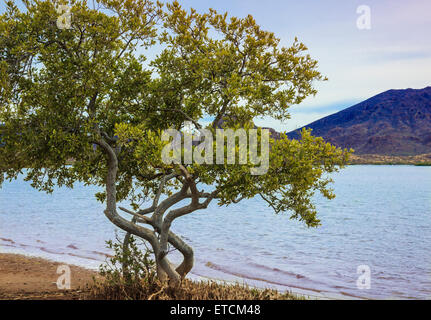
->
[86, 277, 303, 300]
[86, 237, 303, 300]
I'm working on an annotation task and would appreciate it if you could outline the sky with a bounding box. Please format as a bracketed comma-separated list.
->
[2, 1, 431, 132]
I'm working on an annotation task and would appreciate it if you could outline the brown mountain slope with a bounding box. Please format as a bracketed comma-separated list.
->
[288, 87, 431, 156]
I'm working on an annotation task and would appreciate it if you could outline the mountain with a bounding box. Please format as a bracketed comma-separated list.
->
[287, 87, 431, 156]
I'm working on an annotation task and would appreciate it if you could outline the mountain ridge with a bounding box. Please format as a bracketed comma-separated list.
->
[287, 86, 431, 156]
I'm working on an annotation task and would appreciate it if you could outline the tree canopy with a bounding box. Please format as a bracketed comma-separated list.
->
[0, 0, 350, 285]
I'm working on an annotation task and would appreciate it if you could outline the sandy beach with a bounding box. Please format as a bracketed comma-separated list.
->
[0, 253, 96, 300]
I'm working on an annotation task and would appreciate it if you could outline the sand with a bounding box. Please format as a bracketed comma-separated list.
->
[0, 253, 342, 300]
[0, 253, 97, 300]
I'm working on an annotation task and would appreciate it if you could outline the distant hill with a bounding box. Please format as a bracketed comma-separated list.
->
[287, 87, 431, 156]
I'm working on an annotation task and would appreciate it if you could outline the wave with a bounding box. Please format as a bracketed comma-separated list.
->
[204, 261, 321, 293]
[202, 260, 368, 299]
[247, 262, 306, 279]
[0, 237, 110, 263]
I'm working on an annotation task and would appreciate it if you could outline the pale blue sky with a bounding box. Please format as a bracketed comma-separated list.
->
[2, 1, 431, 131]
[176, 0, 431, 131]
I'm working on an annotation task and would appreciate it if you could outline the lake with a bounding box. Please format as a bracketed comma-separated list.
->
[0, 165, 430, 299]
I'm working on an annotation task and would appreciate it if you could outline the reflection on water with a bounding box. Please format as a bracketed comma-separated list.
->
[1, 166, 430, 299]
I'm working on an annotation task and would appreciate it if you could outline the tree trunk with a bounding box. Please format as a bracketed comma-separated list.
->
[98, 138, 208, 287]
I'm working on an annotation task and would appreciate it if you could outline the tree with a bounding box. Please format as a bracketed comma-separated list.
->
[0, 0, 350, 286]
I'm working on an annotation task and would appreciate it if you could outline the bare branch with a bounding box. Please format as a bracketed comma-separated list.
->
[232, 196, 245, 203]
[119, 206, 152, 224]
[259, 193, 279, 213]
[153, 172, 178, 207]
[160, 108, 202, 130]
[101, 131, 118, 144]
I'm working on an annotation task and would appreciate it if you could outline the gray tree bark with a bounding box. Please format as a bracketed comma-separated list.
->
[97, 137, 216, 286]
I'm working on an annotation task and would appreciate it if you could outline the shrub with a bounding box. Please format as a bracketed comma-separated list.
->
[88, 236, 303, 300]
[89, 236, 159, 300]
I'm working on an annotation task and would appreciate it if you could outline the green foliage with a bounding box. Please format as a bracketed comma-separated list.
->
[115, 124, 350, 227]
[94, 235, 158, 299]
[0, 1, 350, 229]
[156, 1, 326, 125]
[0, 0, 162, 194]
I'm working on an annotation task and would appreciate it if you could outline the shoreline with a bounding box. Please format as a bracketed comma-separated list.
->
[0, 253, 97, 300]
[349, 153, 431, 165]
[0, 252, 361, 300]
[0, 237, 343, 300]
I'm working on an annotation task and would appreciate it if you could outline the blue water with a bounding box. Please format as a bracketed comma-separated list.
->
[0, 166, 430, 299]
